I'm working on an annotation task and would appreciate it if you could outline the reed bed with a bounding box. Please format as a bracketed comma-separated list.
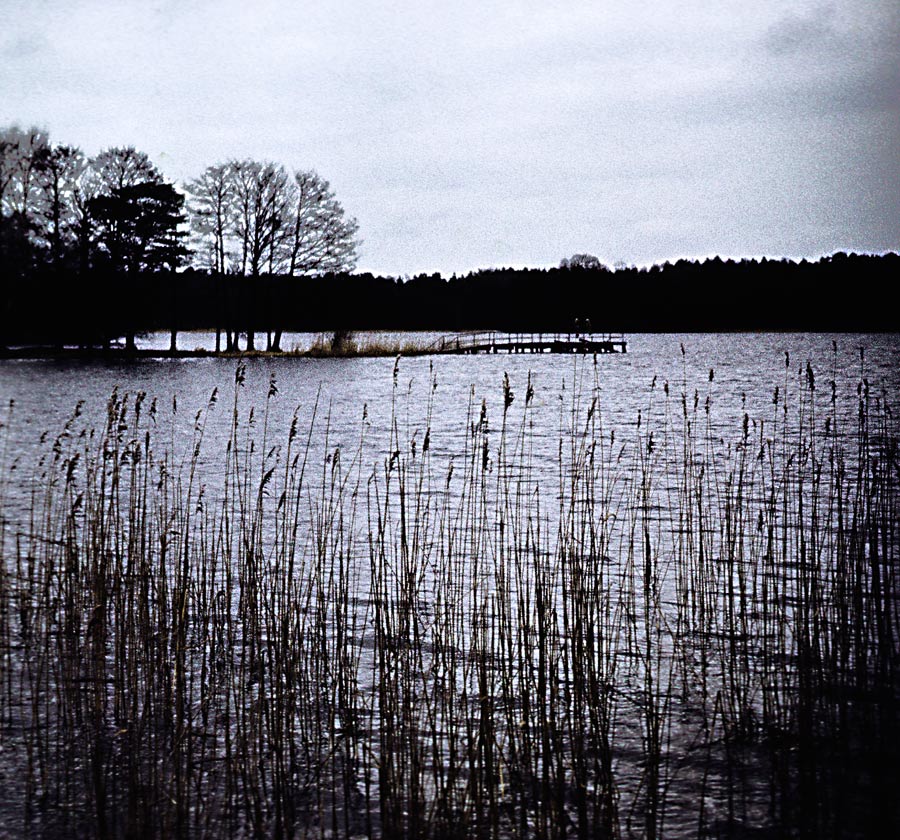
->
[0, 352, 897, 839]
[300, 331, 427, 357]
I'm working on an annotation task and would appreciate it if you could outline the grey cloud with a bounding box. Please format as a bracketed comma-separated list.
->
[0, 33, 49, 59]
[758, 3, 900, 111]
[763, 4, 841, 55]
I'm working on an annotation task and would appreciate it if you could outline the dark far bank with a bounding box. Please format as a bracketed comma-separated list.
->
[3, 254, 899, 354]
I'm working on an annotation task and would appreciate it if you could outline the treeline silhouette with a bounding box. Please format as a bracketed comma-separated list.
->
[2, 252, 897, 348]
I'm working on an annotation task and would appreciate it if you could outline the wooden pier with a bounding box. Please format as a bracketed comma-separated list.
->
[431, 331, 627, 355]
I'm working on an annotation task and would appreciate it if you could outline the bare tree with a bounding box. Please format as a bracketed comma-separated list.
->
[185, 163, 237, 350]
[1, 127, 49, 339]
[0, 126, 50, 220]
[185, 163, 233, 274]
[229, 160, 292, 278]
[0, 130, 17, 213]
[91, 146, 163, 193]
[1, 126, 51, 277]
[183, 158, 361, 352]
[1, 128, 97, 277]
[185, 163, 237, 353]
[228, 160, 293, 349]
[268, 170, 359, 350]
[37, 145, 87, 269]
[286, 170, 359, 277]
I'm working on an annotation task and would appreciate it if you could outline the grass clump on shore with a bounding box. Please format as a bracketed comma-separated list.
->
[301, 330, 427, 357]
[0, 352, 897, 838]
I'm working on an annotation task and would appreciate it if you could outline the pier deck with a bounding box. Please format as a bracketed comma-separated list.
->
[432, 332, 627, 355]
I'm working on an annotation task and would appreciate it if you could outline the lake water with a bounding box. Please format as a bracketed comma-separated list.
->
[0, 332, 898, 838]
[2, 331, 897, 527]
[3, 332, 897, 466]
[1, 330, 893, 543]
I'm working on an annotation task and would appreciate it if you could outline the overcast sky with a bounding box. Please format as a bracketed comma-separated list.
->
[2, 0, 898, 275]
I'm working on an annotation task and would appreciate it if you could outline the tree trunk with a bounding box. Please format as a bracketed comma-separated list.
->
[247, 273, 257, 350]
[223, 277, 236, 352]
[170, 278, 177, 353]
[123, 271, 135, 353]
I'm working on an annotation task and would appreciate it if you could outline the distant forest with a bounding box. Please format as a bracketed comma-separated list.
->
[1, 125, 897, 348]
[4, 254, 898, 349]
